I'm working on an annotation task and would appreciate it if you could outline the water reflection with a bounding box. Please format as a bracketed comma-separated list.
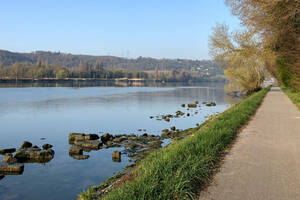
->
[0, 81, 223, 88]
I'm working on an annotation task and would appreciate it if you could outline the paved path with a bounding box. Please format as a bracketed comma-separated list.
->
[199, 87, 300, 200]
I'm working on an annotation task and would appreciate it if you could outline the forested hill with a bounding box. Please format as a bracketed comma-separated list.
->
[0, 49, 221, 72]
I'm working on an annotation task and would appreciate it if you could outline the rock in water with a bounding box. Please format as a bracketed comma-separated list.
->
[2, 153, 17, 164]
[69, 145, 83, 155]
[149, 141, 162, 148]
[0, 148, 16, 155]
[32, 145, 41, 150]
[20, 141, 32, 149]
[84, 134, 99, 140]
[188, 104, 197, 108]
[113, 137, 125, 143]
[69, 133, 100, 144]
[112, 151, 121, 162]
[74, 141, 103, 150]
[69, 133, 85, 144]
[69, 154, 89, 160]
[170, 126, 176, 131]
[42, 144, 53, 150]
[0, 164, 24, 175]
[0, 174, 4, 180]
[101, 133, 114, 143]
[14, 149, 55, 163]
[206, 102, 216, 107]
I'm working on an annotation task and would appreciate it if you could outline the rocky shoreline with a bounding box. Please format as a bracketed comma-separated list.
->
[0, 141, 55, 179]
[0, 99, 218, 198]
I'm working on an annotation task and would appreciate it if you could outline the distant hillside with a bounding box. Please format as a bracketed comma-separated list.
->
[0, 49, 222, 74]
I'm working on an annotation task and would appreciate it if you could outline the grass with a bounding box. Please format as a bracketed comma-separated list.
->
[81, 87, 270, 200]
[281, 87, 300, 110]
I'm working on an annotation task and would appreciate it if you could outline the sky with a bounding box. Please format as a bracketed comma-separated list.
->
[0, 0, 240, 60]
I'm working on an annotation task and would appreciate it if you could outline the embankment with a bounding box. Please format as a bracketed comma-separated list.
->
[80, 87, 270, 200]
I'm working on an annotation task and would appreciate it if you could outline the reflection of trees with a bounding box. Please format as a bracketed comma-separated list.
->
[224, 95, 238, 106]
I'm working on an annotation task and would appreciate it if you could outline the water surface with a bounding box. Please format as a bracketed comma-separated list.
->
[0, 82, 235, 200]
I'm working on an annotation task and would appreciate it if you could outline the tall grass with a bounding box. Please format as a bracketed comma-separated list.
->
[83, 87, 270, 200]
[281, 87, 300, 110]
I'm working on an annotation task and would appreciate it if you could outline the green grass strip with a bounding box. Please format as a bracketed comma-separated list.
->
[281, 87, 300, 110]
[83, 87, 270, 200]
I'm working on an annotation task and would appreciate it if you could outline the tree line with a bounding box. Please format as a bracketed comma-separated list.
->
[210, 0, 299, 93]
[0, 59, 221, 82]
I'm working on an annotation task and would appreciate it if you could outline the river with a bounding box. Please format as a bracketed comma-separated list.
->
[0, 82, 236, 200]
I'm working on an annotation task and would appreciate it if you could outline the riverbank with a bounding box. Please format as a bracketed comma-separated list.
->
[79, 87, 270, 200]
[0, 78, 225, 84]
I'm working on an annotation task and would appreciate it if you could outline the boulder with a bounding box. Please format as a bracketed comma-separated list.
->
[195, 101, 199, 104]
[42, 144, 53, 150]
[113, 137, 125, 143]
[170, 126, 176, 131]
[188, 104, 197, 108]
[161, 129, 171, 138]
[187, 113, 190, 117]
[130, 133, 137, 137]
[69, 133, 100, 144]
[74, 141, 102, 150]
[0, 164, 24, 175]
[142, 133, 148, 137]
[181, 104, 185, 107]
[112, 151, 121, 162]
[32, 145, 41, 150]
[0, 148, 16, 155]
[0, 174, 4, 180]
[206, 102, 216, 107]
[106, 141, 113, 147]
[70, 154, 89, 160]
[84, 134, 99, 140]
[20, 141, 32, 149]
[69, 133, 85, 143]
[176, 111, 185, 116]
[162, 129, 170, 134]
[69, 145, 83, 155]
[149, 141, 162, 148]
[2, 153, 17, 164]
[101, 133, 113, 143]
[14, 149, 54, 163]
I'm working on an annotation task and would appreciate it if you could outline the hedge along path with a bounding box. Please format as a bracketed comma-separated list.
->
[99, 87, 270, 200]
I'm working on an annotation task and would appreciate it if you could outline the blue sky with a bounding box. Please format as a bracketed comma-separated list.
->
[0, 0, 240, 59]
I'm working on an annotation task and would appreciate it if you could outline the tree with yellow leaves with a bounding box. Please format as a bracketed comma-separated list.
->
[209, 24, 273, 94]
[225, 0, 300, 89]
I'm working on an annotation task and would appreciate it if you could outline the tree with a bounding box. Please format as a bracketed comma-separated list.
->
[94, 60, 105, 78]
[225, 0, 300, 89]
[0, 62, 3, 78]
[56, 69, 69, 79]
[37, 56, 42, 68]
[209, 24, 269, 93]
